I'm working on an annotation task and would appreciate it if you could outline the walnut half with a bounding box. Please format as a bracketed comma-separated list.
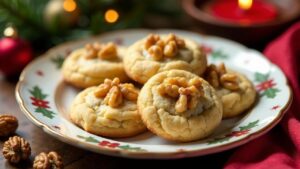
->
[220, 73, 239, 90]
[98, 42, 117, 60]
[84, 42, 118, 60]
[0, 114, 18, 137]
[2, 136, 31, 164]
[33, 151, 63, 169]
[144, 34, 186, 61]
[94, 78, 139, 108]
[205, 63, 239, 91]
[158, 77, 204, 114]
[175, 86, 202, 113]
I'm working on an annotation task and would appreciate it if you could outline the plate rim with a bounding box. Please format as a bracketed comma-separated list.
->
[15, 29, 293, 159]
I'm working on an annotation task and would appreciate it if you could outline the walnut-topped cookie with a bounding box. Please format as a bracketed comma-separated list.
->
[204, 63, 256, 118]
[124, 33, 207, 84]
[138, 70, 222, 142]
[70, 78, 146, 138]
[62, 42, 129, 88]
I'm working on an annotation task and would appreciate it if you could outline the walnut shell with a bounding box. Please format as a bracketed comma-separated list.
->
[2, 136, 31, 164]
[33, 151, 63, 169]
[0, 114, 18, 137]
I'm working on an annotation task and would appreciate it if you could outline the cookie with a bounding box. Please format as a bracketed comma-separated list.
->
[204, 63, 256, 118]
[124, 33, 207, 84]
[62, 42, 129, 88]
[138, 70, 222, 142]
[70, 78, 146, 138]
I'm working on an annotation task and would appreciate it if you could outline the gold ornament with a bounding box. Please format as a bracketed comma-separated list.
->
[44, 0, 79, 31]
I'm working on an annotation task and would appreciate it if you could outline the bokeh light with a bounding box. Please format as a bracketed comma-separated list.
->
[105, 9, 119, 23]
[4, 26, 17, 38]
[63, 0, 77, 12]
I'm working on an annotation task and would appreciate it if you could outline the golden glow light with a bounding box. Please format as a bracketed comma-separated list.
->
[105, 9, 119, 23]
[238, 0, 253, 10]
[4, 26, 17, 38]
[63, 0, 77, 12]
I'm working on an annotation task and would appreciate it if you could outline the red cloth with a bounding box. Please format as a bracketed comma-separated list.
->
[224, 22, 300, 169]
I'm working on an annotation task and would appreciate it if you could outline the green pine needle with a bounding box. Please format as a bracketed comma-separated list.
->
[0, 0, 48, 39]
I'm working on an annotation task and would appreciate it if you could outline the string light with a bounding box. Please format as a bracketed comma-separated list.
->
[63, 0, 77, 12]
[4, 26, 18, 38]
[105, 9, 119, 23]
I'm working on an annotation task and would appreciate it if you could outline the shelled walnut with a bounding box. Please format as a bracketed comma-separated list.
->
[148, 45, 163, 61]
[144, 34, 186, 61]
[33, 151, 63, 169]
[205, 63, 239, 90]
[158, 77, 204, 113]
[94, 78, 139, 108]
[84, 42, 117, 60]
[98, 42, 117, 59]
[2, 136, 31, 164]
[220, 73, 239, 90]
[0, 114, 18, 137]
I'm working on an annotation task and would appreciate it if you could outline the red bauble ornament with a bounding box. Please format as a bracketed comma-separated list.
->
[0, 37, 32, 77]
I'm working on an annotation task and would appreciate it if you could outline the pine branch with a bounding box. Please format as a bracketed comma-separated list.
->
[0, 0, 48, 36]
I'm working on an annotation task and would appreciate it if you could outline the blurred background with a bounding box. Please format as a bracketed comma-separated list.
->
[0, 0, 299, 78]
[0, 0, 187, 51]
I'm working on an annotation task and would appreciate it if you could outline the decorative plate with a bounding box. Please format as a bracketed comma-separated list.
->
[16, 29, 292, 159]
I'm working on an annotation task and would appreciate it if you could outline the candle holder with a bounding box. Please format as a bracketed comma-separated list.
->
[182, 0, 300, 46]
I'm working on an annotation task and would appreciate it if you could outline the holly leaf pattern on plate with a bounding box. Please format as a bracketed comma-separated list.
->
[29, 86, 47, 100]
[239, 120, 259, 131]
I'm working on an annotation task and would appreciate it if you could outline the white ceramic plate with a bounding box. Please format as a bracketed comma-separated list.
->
[16, 29, 292, 159]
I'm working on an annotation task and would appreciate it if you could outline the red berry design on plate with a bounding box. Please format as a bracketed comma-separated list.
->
[271, 105, 280, 110]
[200, 45, 213, 55]
[255, 73, 279, 99]
[29, 86, 55, 119]
[30, 97, 50, 108]
[256, 79, 276, 92]
[99, 141, 120, 148]
[226, 129, 250, 137]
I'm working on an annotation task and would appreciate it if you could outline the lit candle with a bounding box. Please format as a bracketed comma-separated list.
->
[239, 0, 253, 11]
[210, 0, 278, 24]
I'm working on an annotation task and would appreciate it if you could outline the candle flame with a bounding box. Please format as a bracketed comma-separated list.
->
[238, 0, 253, 10]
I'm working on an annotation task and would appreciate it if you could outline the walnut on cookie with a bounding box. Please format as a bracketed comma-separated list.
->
[94, 77, 139, 108]
[144, 34, 186, 61]
[205, 63, 239, 91]
[157, 77, 208, 114]
[84, 42, 118, 60]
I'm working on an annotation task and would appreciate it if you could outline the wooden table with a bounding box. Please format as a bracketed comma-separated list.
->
[0, 75, 233, 169]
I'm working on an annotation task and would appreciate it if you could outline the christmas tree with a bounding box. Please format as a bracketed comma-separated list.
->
[0, 0, 183, 50]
